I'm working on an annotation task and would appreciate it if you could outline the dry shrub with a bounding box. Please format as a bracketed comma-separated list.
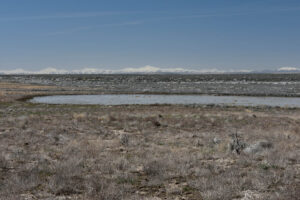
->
[1, 166, 43, 196]
[73, 112, 87, 121]
[120, 134, 129, 146]
[143, 159, 168, 177]
[86, 175, 124, 200]
[49, 157, 85, 195]
[113, 157, 129, 171]
[0, 153, 8, 170]
[0, 91, 5, 97]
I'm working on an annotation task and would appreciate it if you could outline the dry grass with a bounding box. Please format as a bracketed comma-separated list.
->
[0, 102, 299, 199]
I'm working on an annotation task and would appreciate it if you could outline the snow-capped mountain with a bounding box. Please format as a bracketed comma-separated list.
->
[0, 65, 299, 75]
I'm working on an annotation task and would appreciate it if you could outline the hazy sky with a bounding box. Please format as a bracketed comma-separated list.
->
[0, 0, 300, 71]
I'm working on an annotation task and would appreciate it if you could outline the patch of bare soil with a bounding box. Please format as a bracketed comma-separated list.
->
[0, 97, 299, 199]
[0, 82, 101, 103]
[0, 82, 59, 102]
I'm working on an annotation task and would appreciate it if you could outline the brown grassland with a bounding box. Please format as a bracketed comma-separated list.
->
[0, 82, 299, 200]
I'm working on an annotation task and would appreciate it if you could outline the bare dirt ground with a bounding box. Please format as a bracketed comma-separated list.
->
[0, 81, 299, 200]
[0, 82, 99, 103]
[0, 82, 61, 102]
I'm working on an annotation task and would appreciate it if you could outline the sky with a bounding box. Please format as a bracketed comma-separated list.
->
[0, 0, 300, 72]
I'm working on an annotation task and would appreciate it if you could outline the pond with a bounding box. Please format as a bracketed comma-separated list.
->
[30, 94, 300, 107]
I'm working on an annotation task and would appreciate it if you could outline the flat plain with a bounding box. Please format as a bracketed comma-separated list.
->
[0, 74, 299, 200]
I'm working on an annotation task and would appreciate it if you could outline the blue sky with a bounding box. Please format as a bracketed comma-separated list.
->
[0, 0, 300, 71]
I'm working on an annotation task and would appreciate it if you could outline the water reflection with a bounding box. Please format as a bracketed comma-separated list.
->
[30, 94, 300, 107]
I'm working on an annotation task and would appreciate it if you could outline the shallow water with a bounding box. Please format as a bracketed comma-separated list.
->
[30, 94, 300, 107]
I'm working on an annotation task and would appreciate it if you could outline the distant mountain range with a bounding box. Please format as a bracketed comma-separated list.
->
[0, 66, 299, 75]
[258, 67, 300, 74]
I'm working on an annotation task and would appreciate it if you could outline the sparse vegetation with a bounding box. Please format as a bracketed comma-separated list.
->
[0, 80, 299, 199]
